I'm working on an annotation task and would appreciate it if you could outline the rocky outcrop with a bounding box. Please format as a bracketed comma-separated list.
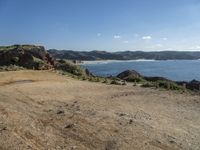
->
[117, 70, 172, 83]
[0, 45, 54, 70]
[0, 45, 92, 77]
[117, 70, 142, 81]
[117, 70, 200, 91]
[144, 76, 171, 82]
[177, 80, 200, 91]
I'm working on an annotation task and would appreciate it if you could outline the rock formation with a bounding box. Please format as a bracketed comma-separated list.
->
[0, 45, 54, 70]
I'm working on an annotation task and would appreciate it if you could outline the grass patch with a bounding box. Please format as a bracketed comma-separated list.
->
[0, 65, 26, 71]
[126, 77, 145, 83]
[141, 80, 185, 92]
[0, 45, 40, 51]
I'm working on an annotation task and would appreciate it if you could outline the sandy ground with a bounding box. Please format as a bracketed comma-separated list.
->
[0, 70, 199, 150]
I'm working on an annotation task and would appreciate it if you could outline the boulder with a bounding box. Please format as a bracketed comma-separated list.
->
[117, 70, 142, 81]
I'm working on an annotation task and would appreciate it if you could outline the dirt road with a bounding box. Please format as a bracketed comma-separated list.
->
[0, 71, 199, 150]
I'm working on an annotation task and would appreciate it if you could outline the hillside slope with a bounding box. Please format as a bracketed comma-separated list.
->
[48, 49, 200, 60]
[0, 71, 199, 150]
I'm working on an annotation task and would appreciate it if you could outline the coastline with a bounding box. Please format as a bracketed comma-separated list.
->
[81, 60, 200, 80]
[82, 59, 156, 64]
[82, 59, 200, 64]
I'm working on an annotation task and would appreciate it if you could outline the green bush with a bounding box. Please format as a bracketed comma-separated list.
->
[141, 82, 155, 88]
[0, 65, 25, 71]
[141, 80, 185, 92]
[157, 80, 184, 91]
[56, 60, 86, 76]
[127, 77, 145, 83]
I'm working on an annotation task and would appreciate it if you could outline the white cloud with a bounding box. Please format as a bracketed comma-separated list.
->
[142, 36, 152, 40]
[97, 33, 101, 37]
[114, 35, 121, 39]
[123, 40, 129, 43]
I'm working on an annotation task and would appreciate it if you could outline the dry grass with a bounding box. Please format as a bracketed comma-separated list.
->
[0, 70, 199, 150]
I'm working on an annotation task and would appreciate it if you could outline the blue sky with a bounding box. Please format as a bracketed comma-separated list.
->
[0, 0, 200, 51]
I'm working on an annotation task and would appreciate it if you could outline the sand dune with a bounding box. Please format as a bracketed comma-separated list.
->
[0, 71, 199, 150]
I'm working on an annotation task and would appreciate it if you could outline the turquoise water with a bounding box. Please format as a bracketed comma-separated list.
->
[81, 60, 200, 81]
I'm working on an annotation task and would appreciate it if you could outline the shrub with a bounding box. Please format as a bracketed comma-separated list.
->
[141, 80, 185, 92]
[141, 82, 155, 88]
[103, 79, 109, 84]
[110, 80, 121, 85]
[55, 60, 86, 77]
[157, 80, 184, 91]
[127, 77, 145, 83]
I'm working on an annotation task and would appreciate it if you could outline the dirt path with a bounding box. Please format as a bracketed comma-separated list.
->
[0, 70, 199, 150]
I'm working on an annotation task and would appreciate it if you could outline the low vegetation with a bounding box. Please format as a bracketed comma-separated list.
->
[57, 60, 187, 91]
[0, 65, 26, 72]
[142, 80, 185, 92]
[110, 80, 121, 85]
[126, 76, 145, 83]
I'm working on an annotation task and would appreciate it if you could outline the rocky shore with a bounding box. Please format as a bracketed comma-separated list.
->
[116, 70, 200, 92]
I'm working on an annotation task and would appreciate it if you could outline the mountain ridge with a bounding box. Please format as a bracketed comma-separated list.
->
[48, 49, 200, 60]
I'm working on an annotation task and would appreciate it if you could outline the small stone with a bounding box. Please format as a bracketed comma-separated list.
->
[129, 119, 133, 124]
[56, 110, 64, 114]
[71, 146, 77, 149]
[64, 124, 74, 129]
[118, 113, 126, 117]
[169, 140, 176, 144]
[0, 127, 6, 131]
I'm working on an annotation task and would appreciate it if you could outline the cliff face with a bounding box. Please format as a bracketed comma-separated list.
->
[0, 45, 54, 70]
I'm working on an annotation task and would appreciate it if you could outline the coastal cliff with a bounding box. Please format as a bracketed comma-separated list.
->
[0, 45, 54, 70]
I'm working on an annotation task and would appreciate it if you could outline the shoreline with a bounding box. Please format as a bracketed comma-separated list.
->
[82, 59, 155, 64]
[82, 59, 200, 64]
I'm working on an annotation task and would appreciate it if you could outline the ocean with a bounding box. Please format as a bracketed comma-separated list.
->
[81, 60, 200, 81]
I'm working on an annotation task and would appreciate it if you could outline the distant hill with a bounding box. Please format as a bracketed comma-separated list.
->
[48, 49, 200, 60]
[48, 50, 123, 60]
